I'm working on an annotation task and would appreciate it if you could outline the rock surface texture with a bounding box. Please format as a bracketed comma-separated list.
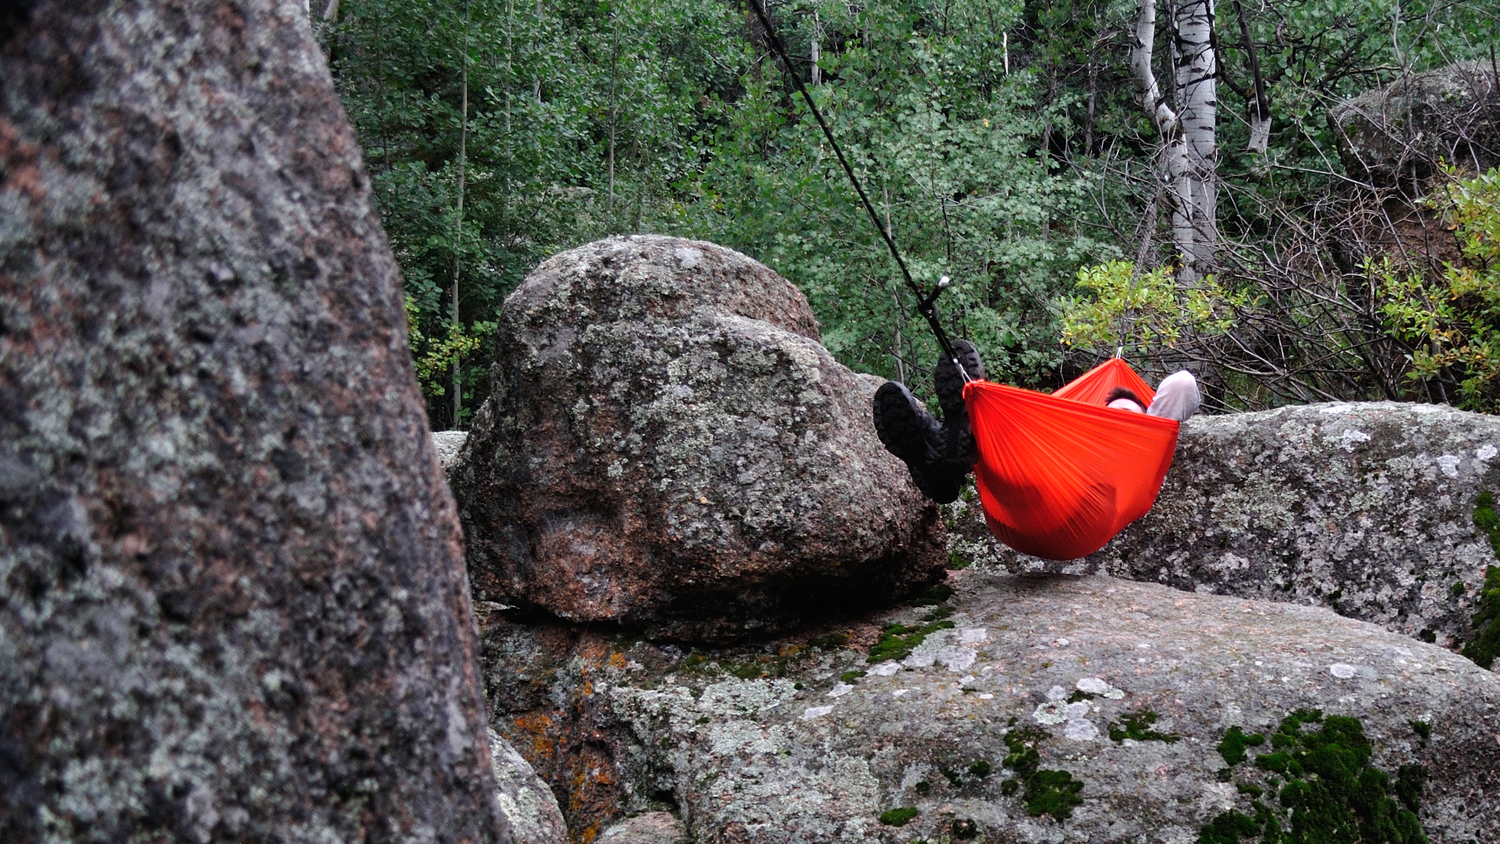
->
[1330, 61, 1499, 191]
[451, 234, 944, 641]
[1, 2, 508, 841]
[977, 402, 1500, 650]
[483, 570, 1500, 843]
[488, 727, 569, 844]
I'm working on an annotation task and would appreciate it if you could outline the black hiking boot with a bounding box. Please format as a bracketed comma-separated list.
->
[933, 339, 984, 422]
[933, 339, 984, 470]
[873, 380, 945, 499]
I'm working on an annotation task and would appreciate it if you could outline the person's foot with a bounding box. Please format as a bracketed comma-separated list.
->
[933, 339, 983, 470]
[933, 339, 984, 423]
[873, 380, 946, 499]
[1146, 370, 1202, 422]
[873, 381, 941, 463]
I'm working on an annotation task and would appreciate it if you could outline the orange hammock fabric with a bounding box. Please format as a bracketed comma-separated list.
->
[962, 358, 1180, 561]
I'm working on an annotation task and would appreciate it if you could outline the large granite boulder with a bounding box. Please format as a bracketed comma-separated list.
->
[1330, 60, 1499, 192]
[451, 235, 944, 642]
[979, 402, 1499, 652]
[1, 2, 510, 840]
[480, 569, 1500, 843]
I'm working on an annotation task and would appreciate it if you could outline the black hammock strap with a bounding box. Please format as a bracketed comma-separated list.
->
[746, 0, 964, 374]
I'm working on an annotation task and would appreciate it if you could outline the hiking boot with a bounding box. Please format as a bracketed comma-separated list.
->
[933, 339, 983, 470]
[873, 380, 946, 499]
[873, 380, 941, 465]
[919, 460, 966, 504]
[933, 339, 984, 423]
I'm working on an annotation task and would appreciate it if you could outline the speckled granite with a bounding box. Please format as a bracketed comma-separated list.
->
[450, 235, 944, 641]
[484, 569, 1500, 843]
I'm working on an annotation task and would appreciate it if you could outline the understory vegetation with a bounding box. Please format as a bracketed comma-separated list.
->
[317, 0, 1495, 428]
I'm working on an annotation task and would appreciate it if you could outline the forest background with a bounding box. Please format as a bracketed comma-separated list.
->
[314, 0, 1497, 430]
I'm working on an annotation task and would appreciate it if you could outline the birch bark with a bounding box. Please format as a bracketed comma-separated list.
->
[1131, 0, 1218, 284]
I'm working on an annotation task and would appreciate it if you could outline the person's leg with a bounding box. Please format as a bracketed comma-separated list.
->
[872, 340, 985, 504]
[1147, 370, 1202, 422]
[934, 339, 984, 468]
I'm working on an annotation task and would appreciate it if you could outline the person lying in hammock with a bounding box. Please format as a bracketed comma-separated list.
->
[873, 345, 1202, 504]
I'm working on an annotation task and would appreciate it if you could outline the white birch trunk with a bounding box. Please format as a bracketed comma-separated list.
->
[1175, 0, 1217, 278]
[810, 12, 821, 85]
[1130, 0, 1217, 285]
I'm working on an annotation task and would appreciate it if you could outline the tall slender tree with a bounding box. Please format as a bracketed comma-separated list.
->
[1130, 0, 1217, 284]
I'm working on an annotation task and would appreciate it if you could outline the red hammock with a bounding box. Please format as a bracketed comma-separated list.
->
[962, 358, 1180, 561]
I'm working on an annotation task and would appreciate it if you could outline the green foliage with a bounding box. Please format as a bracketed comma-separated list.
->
[967, 759, 993, 778]
[329, 0, 1494, 420]
[330, 0, 751, 426]
[1378, 167, 1500, 412]
[879, 806, 920, 826]
[1002, 726, 1085, 821]
[1107, 709, 1180, 744]
[1205, 711, 1429, 843]
[1459, 563, 1500, 670]
[677, 0, 1122, 391]
[1060, 261, 1246, 358]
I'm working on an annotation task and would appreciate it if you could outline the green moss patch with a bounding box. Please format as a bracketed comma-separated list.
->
[878, 806, 919, 826]
[1458, 564, 1500, 670]
[1108, 709, 1180, 744]
[1474, 492, 1500, 554]
[1201, 710, 1428, 843]
[922, 605, 956, 622]
[867, 618, 956, 663]
[807, 631, 850, 651]
[1217, 726, 1266, 766]
[1002, 726, 1085, 822]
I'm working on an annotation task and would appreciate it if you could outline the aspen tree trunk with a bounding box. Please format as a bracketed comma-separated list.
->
[811, 12, 821, 85]
[1231, 0, 1271, 154]
[1176, 0, 1217, 270]
[1131, 0, 1217, 284]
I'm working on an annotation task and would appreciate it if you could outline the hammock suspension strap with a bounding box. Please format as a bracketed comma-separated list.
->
[746, 0, 967, 380]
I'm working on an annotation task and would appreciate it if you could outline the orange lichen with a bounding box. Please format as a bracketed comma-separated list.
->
[512, 713, 556, 758]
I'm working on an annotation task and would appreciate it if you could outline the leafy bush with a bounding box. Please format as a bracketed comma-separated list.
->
[1059, 260, 1245, 358]
[1378, 166, 1500, 411]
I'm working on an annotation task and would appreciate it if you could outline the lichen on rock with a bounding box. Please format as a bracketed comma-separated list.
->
[482, 569, 1500, 842]
[451, 235, 944, 641]
[1, 2, 508, 840]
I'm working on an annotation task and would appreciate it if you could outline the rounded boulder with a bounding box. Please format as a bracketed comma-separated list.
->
[450, 235, 944, 641]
